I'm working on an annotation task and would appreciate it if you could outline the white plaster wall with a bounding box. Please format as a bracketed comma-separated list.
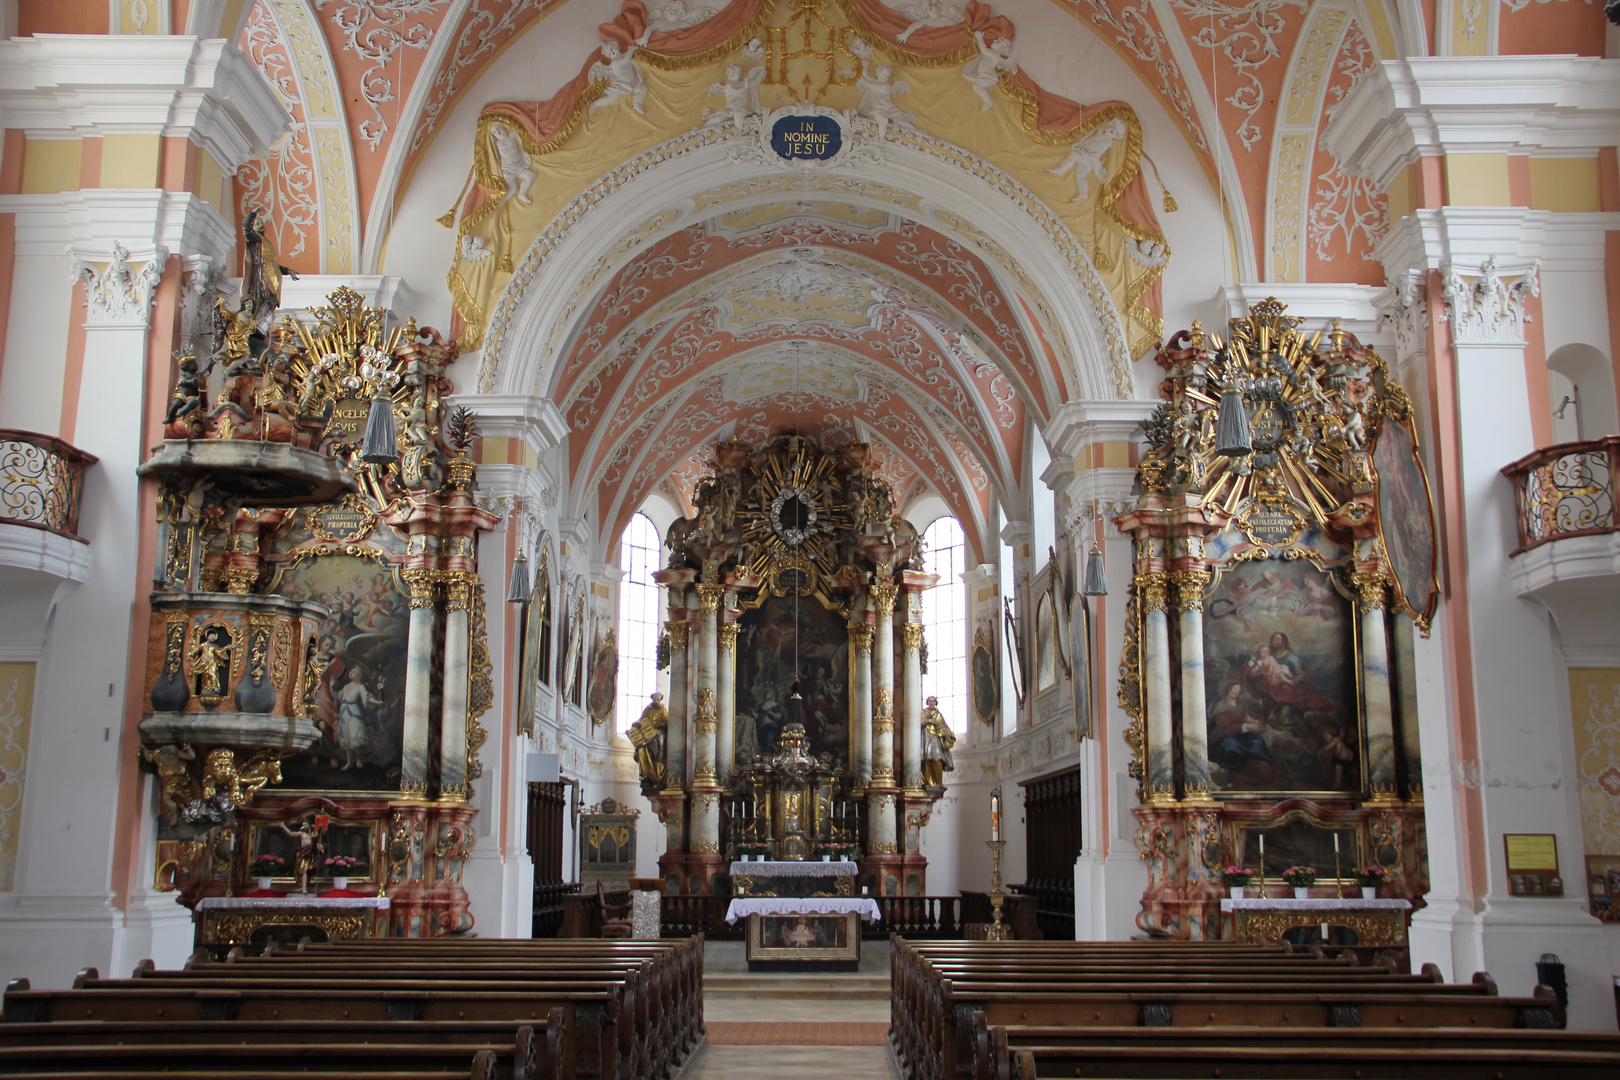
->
[0, 250, 73, 434]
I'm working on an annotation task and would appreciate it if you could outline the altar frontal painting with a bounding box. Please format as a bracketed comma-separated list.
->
[1203, 560, 1358, 795]
[735, 594, 849, 769]
[274, 555, 408, 792]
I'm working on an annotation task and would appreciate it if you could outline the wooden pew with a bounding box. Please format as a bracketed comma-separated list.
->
[0, 1038, 520, 1079]
[0, 1018, 560, 1080]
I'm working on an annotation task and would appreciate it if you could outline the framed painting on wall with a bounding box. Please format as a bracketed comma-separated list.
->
[1373, 415, 1440, 628]
[1202, 558, 1360, 796]
[971, 625, 997, 725]
[588, 628, 618, 726]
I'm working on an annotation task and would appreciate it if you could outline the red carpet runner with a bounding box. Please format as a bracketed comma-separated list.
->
[706, 1021, 890, 1046]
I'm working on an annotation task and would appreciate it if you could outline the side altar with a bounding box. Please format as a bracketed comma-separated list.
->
[639, 436, 951, 897]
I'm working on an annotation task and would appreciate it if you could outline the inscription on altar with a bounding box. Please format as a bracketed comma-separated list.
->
[771, 115, 842, 162]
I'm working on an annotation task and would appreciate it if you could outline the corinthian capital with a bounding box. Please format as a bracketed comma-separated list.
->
[72, 241, 170, 329]
[1440, 256, 1539, 347]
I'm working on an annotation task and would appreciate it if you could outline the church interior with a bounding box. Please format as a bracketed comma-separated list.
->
[0, 0, 1619, 1074]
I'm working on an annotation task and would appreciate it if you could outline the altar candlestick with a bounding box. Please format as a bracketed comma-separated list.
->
[990, 790, 1002, 842]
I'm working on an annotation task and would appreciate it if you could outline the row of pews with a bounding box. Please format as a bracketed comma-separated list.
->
[0, 936, 706, 1080]
[891, 939, 1620, 1080]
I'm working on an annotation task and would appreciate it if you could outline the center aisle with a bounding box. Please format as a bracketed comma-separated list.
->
[687, 938, 899, 1078]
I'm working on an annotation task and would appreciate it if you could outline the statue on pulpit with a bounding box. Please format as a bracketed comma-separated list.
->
[629, 691, 669, 791]
[920, 696, 956, 790]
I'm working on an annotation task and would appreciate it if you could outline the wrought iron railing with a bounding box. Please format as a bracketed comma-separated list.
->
[0, 429, 96, 542]
[1503, 435, 1620, 554]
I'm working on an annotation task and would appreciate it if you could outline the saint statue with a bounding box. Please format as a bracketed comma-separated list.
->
[279, 814, 325, 894]
[628, 691, 669, 791]
[920, 695, 957, 789]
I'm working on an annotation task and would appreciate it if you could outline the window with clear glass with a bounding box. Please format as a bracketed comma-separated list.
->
[921, 516, 969, 734]
[617, 513, 663, 735]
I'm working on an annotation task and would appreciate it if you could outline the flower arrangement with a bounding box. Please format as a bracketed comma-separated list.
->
[1221, 865, 1254, 887]
[250, 855, 285, 876]
[1281, 866, 1318, 887]
[325, 855, 356, 871]
[1355, 866, 1388, 886]
[734, 841, 772, 858]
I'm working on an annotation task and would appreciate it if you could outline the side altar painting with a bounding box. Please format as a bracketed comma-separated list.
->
[136, 209, 502, 940]
[1116, 299, 1437, 941]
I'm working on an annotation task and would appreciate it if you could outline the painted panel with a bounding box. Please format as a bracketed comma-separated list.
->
[0, 662, 36, 891]
[736, 594, 849, 770]
[1570, 667, 1620, 858]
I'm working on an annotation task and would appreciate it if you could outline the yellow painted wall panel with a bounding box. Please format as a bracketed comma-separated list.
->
[1101, 442, 1131, 470]
[0, 661, 37, 891]
[1568, 667, 1620, 857]
[1386, 165, 1414, 223]
[1445, 154, 1511, 207]
[21, 139, 82, 195]
[1529, 157, 1601, 213]
[101, 134, 162, 188]
[195, 150, 227, 217]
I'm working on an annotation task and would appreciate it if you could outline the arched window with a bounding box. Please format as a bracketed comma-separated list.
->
[920, 516, 969, 734]
[617, 513, 662, 735]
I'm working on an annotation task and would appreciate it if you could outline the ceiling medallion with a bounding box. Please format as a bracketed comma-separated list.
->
[770, 486, 820, 547]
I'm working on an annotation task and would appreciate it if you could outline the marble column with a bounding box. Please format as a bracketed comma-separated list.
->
[439, 572, 473, 801]
[1354, 571, 1398, 800]
[868, 581, 899, 853]
[900, 621, 924, 791]
[400, 568, 439, 797]
[1391, 612, 1423, 802]
[867, 791, 897, 857]
[1139, 573, 1175, 802]
[663, 618, 689, 792]
[690, 584, 725, 855]
[717, 621, 737, 784]
[1173, 569, 1212, 799]
[849, 619, 873, 791]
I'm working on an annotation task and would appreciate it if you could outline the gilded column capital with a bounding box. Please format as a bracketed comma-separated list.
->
[696, 584, 726, 613]
[1350, 570, 1388, 612]
[719, 623, 739, 653]
[402, 568, 439, 608]
[443, 572, 474, 612]
[665, 619, 689, 648]
[1171, 569, 1211, 613]
[869, 583, 899, 614]
[848, 623, 873, 655]
[901, 623, 924, 650]
[1138, 572, 1170, 614]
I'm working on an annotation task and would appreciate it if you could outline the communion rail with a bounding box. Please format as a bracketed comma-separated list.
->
[0, 429, 96, 541]
[1502, 434, 1620, 553]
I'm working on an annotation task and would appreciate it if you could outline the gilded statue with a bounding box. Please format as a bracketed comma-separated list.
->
[628, 691, 669, 791]
[920, 696, 957, 789]
[188, 625, 233, 700]
[279, 813, 325, 894]
[143, 743, 196, 823]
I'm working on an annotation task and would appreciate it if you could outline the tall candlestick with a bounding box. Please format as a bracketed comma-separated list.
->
[990, 788, 1002, 842]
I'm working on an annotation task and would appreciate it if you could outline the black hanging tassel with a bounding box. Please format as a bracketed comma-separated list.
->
[360, 395, 398, 463]
[1083, 545, 1108, 597]
[1215, 386, 1252, 457]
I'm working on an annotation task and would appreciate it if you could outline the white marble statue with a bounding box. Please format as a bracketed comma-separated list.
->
[963, 30, 1016, 112]
[855, 63, 916, 138]
[705, 63, 767, 133]
[894, 0, 964, 44]
[589, 39, 647, 115]
[1046, 118, 1127, 202]
[636, 0, 720, 45]
[488, 122, 536, 205]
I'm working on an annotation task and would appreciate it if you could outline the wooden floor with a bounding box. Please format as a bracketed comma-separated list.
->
[690, 940, 899, 1077]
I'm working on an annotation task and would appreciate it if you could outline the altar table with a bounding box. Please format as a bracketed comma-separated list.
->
[725, 897, 880, 971]
[1219, 897, 1412, 949]
[729, 859, 858, 898]
[194, 895, 391, 950]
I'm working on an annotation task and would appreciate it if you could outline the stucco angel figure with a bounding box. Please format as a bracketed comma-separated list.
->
[895, 0, 964, 43]
[488, 122, 535, 205]
[1047, 118, 1127, 202]
[963, 31, 1016, 111]
[143, 743, 196, 824]
[705, 63, 766, 133]
[589, 39, 647, 115]
[920, 696, 957, 789]
[628, 691, 669, 791]
[856, 64, 916, 138]
[636, 0, 719, 44]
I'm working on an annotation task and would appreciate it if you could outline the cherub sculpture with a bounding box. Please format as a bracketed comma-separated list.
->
[1047, 118, 1127, 202]
[705, 63, 766, 133]
[637, 0, 719, 44]
[855, 64, 916, 138]
[143, 743, 196, 824]
[488, 122, 535, 205]
[896, 0, 964, 43]
[589, 39, 647, 115]
[963, 30, 1016, 111]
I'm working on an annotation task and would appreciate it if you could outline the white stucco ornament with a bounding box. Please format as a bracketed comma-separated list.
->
[732, 105, 883, 170]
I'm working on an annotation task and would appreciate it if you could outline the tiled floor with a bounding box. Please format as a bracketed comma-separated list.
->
[689, 939, 900, 1078]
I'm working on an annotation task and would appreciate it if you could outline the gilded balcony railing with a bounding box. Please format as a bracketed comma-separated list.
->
[0, 430, 97, 542]
[1502, 435, 1620, 555]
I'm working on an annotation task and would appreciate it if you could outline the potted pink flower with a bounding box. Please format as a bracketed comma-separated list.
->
[1355, 866, 1387, 899]
[249, 854, 284, 891]
[1282, 866, 1318, 899]
[1221, 866, 1255, 899]
[324, 855, 356, 892]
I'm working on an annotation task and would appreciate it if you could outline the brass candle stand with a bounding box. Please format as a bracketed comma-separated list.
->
[985, 839, 1009, 941]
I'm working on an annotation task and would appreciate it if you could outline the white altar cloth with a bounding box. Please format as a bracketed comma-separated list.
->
[196, 896, 391, 910]
[725, 897, 881, 924]
[1219, 898, 1411, 912]
[730, 860, 859, 876]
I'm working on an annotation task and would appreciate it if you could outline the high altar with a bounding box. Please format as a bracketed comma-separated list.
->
[642, 436, 946, 897]
[1115, 299, 1439, 942]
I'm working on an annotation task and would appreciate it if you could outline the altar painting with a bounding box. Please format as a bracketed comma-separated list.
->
[248, 819, 377, 884]
[274, 555, 408, 792]
[1238, 815, 1360, 881]
[735, 595, 849, 769]
[757, 912, 849, 950]
[1373, 417, 1439, 624]
[1203, 559, 1358, 794]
